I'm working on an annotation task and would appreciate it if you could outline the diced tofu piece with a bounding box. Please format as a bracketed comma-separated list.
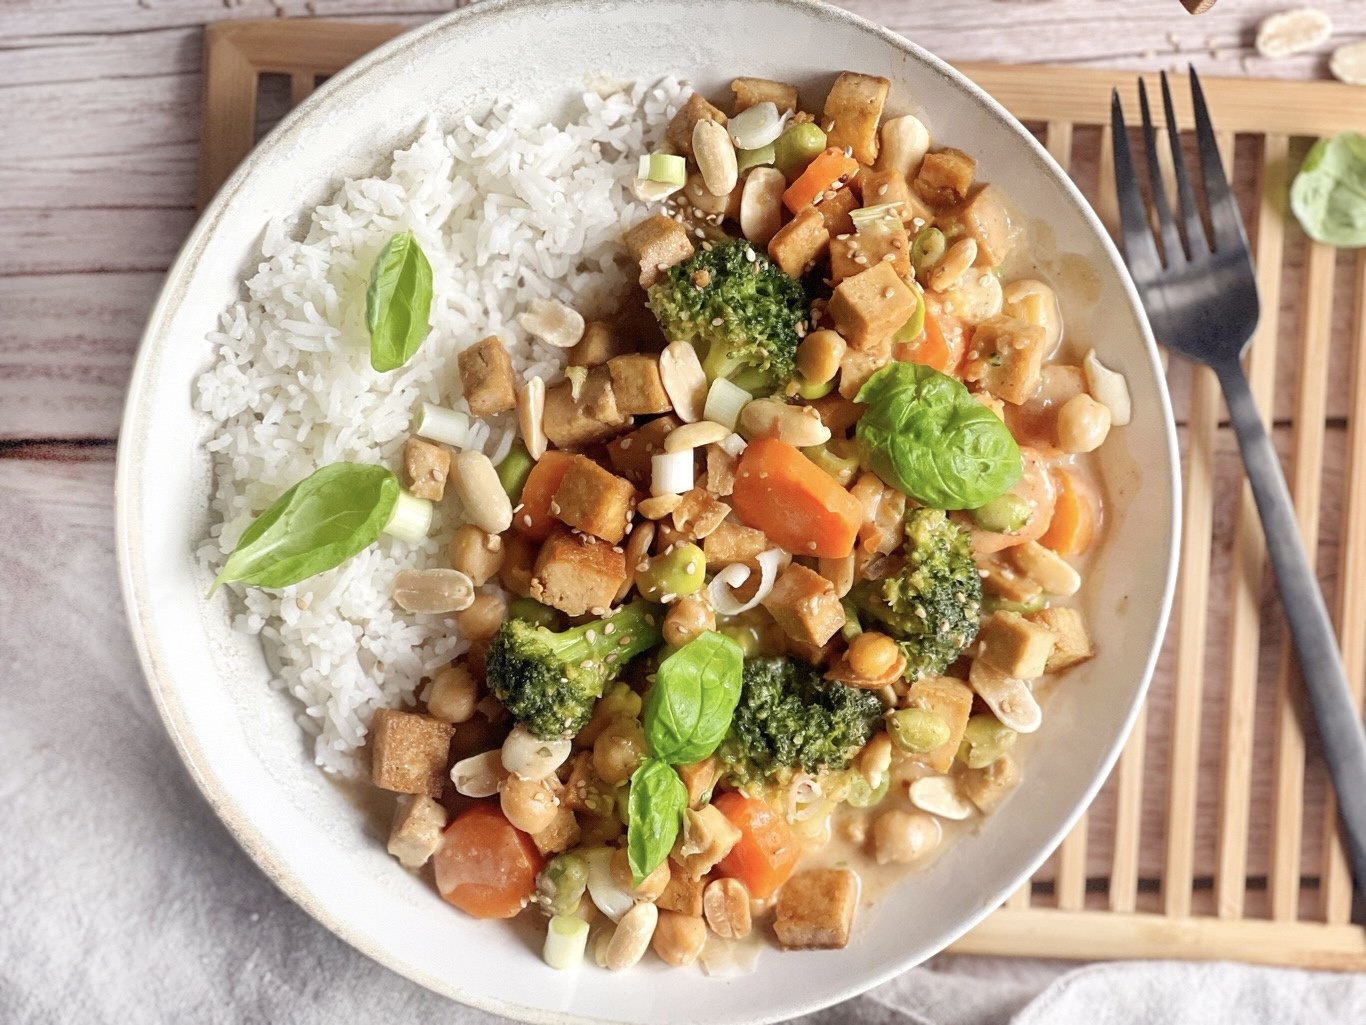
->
[607, 353, 672, 415]
[552, 454, 636, 544]
[828, 262, 918, 352]
[961, 314, 1048, 405]
[607, 415, 680, 486]
[976, 551, 1044, 605]
[773, 868, 860, 950]
[386, 795, 449, 869]
[657, 863, 705, 916]
[761, 563, 845, 647]
[457, 335, 517, 416]
[767, 205, 830, 279]
[914, 147, 977, 207]
[562, 751, 615, 817]
[902, 676, 974, 774]
[529, 526, 629, 616]
[570, 320, 633, 367]
[674, 804, 742, 880]
[403, 437, 450, 502]
[542, 366, 631, 449]
[672, 486, 730, 540]
[702, 443, 737, 496]
[837, 345, 891, 400]
[951, 185, 1014, 266]
[530, 803, 581, 856]
[667, 92, 728, 159]
[815, 186, 859, 238]
[975, 609, 1056, 680]
[625, 214, 695, 289]
[369, 708, 454, 798]
[808, 393, 865, 433]
[960, 752, 1022, 813]
[678, 757, 718, 808]
[823, 71, 890, 166]
[860, 166, 932, 227]
[1027, 606, 1095, 672]
[732, 76, 799, 114]
[703, 520, 770, 566]
[828, 220, 911, 285]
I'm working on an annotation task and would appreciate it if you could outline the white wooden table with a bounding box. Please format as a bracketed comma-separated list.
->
[4, 1, 1365, 1020]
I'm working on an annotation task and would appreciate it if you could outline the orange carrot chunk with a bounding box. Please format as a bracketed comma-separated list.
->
[713, 792, 802, 900]
[514, 449, 575, 541]
[731, 437, 862, 559]
[783, 147, 862, 214]
[434, 803, 544, 919]
[1038, 467, 1099, 556]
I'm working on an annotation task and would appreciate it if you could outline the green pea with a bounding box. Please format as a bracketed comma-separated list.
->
[982, 593, 1046, 616]
[508, 596, 562, 629]
[496, 442, 534, 503]
[910, 226, 946, 276]
[846, 771, 890, 808]
[718, 624, 761, 657]
[887, 707, 951, 754]
[958, 714, 1018, 769]
[635, 542, 706, 601]
[773, 122, 828, 179]
[537, 852, 589, 917]
[971, 493, 1031, 534]
[736, 143, 776, 174]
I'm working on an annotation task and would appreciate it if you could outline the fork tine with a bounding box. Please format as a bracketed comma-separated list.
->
[1138, 78, 1186, 267]
[1110, 89, 1162, 284]
[1160, 70, 1208, 259]
[1189, 65, 1248, 255]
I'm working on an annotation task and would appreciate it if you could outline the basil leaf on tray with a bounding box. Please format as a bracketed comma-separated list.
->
[855, 362, 1021, 511]
[1290, 132, 1366, 249]
[626, 756, 688, 885]
[212, 462, 400, 592]
[366, 231, 434, 372]
[642, 631, 744, 766]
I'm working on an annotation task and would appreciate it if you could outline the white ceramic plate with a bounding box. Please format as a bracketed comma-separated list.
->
[117, 1, 1180, 1021]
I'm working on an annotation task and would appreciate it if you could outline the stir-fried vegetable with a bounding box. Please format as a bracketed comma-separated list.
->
[731, 437, 862, 558]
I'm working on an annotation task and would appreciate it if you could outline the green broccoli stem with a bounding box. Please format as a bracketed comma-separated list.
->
[547, 600, 663, 673]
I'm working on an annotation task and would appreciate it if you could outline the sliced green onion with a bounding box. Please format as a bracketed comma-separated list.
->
[414, 402, 474, 448]
[728, 102, 784, 150]
[736, 143, 776, 174]
[850, 202, 905, 233]
[565, 365, 588, 401]
[702, 377, 752, 431]
[496, 441, 534, 502]
[910, 226, 947, 276]
[543, 915, 590, 971]
[382, 490, 433, 543]
[893, 285, 926, 344]
[638, 152, 686, 185]
[840, 599, 863, 642]
[773, 122, 827, 179]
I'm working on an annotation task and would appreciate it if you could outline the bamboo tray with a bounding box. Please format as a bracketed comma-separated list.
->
[199, 18, 1366, 970]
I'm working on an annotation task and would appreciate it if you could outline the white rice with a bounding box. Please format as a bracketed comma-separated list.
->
[196, 78, 688, 777]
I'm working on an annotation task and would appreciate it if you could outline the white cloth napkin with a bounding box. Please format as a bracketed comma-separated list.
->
[3, 468, 1363, 1024]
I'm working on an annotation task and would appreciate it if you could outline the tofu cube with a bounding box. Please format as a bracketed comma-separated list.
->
[386, 795, 448, 869]
[677, 757, 718, 808]
[657, 864, 705, 916]
[607, 353, 672, 415]
[774, 868, 860, 949]
[828, 261, 918, 352]
[815, 185, 860, 238]
[624, 214, 695, 289]
[732, 76, 799, 114]
[823, 71, 890, 166]
[667, 91, 728, 159]
[529, 526, 629, 616]
[902, 676, 974, 773]
[761, 563, 845, 647]
[674, 804, 742, 880]
[1027, 606, 1095, 672]
[975, 610, 1056, 680]
[703, 520, 770, 566]
[457, 335, 517, 416]
[859, 166, 932, 227]
[828, 220, 910, 285]
[530, 803, 581, 857]
[403, 437, 450, 502]
[542, 366, 631, 449]
[552, 454, 636, 544]
[606, 415, 680, 486]
[563, 751, 615, 817]
[961, 314, 1048, 404]
[837, 345, 890, 400]
[702, 443, 738, 496]
[914, 147, 977, 207]
[369, 708, 454, 798]
[951, 185, 1015, 266]
[570, 320, 634, 367]
[960, 752, 1022, 813]
[977, 552, 1044, 605]
[767, 205, 830, 279]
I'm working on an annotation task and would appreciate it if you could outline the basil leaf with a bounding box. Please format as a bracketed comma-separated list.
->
[626, 757, 688, 885]
[1290, 132, 1366, 248]
[212, 463, 399, 591]
[366, 231, 434, 372]
[642, 631, 744, 765]
[855, 362, 1021, 510]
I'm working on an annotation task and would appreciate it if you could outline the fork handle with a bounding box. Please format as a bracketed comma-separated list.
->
[1216, 358, 1366, 905]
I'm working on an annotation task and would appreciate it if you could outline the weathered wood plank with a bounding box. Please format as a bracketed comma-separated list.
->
[0, 208, 196, 275]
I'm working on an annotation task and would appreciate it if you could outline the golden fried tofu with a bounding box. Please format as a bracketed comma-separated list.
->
[369, 709, 454, 799]
[530, 803, 581, 857]
[1027, 606, 1095, 672]
[774, 868, 860, 949]
[767, 205, 830, 279]
[823, 72, 890, 166]
[606, 415, 681, 486]
[702, 443, 738, 496]
[828, 261, 918, 352]
[529, 526, 630, 616]
[828, 220, 910, 285]
[677, 757, 719, 808]
[607, 353, 672, 415]
[542, 366, 631, 449]
[837, 345, 891, 400]
[552, 454, 636, 544]
[672, 486, 730, 540]
[386, 795, 448, 869]
[673, 804, 742, 880]
[859, 166, 932, 227]
[976, 609, 1056, 680]
[457, 334, 516, 416]
[914, 147, 977, 207]
[625, 214, 695, 289]
[903, 676, 974, 774]
[814, 185, 860, 238]
[703, 520, 770, 565]
[403, 437, 450, 502]
[961, 314, 1048, 405]
[761, 563, 845, 647]
[657, 863, 705, 916]
[732, 76, 799, 114]
[950, 185, 1014, 266]
[570, 320, 634, 367]
[667, 92, 728, 159]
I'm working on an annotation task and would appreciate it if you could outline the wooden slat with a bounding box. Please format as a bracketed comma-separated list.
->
[290, 72, 317, 105]
[1043, 119, 1073, 169]
[1108, 704, 1148, 913]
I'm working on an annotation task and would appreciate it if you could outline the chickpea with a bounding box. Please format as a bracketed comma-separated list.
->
[499, 774, 560, 834]
[448, 523, 505, 585]
[871, 809, 941, 865]
[1056, 393, 1112, 453]
[497, 532, 537, 597]
[846, 631, 900, 679]
[796, 329, 847, 385]
[593, 718, 646, 785]
[610, 847, 671, 901]
[455, 592, 506, 640]
[426, 664, 479, 724]
[651, 911, 707, 967]
[663, 593, 716, 647]
[635, 543, 706, 602]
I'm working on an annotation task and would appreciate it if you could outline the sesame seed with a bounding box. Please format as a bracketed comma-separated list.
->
[712, 317, 724, 326]
[580, 659, 595, 669]
[522, 514, 533, 527]
[807, 541, 817, 551]
[585, 629, 597, 643]
[619, 635, 634, 646]
[882, 253, 896, 262]
[619, 437, 632, 449]
[661, 592, 676, 604]
[603, 622, 616, 635]
[883, 288, 895, 299]
[744, 247, 756, 262]
[685, 561, 697, 574]
[836, 233, 851, 241]
[694, 227, 705, 238]
[877, 184, 888, 197]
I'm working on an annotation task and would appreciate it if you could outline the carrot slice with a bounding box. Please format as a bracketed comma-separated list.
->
[514, 449, 575, 541]
[433, 803, 544, 919]
[1038, 467, 1099, 556]
[731, 437, 862, 559]
[782, 148, 861, 214]
[713, 792, 802, 900]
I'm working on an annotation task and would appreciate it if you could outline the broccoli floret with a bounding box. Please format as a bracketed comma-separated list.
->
[850, 508, 982, 681]
[645, 238, 809, 395]
[486, 600, 662, 740]
[719, 657, 883, 782]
